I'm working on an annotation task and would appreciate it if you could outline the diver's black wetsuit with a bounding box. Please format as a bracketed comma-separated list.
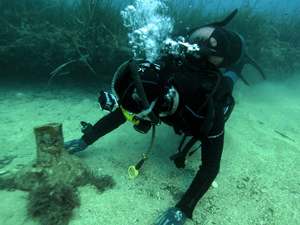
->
[65, 10, 266, 222]
[81, 60, 235, 219]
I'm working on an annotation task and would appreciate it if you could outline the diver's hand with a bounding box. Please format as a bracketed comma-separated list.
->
[154, 207, 187, 225]
[64, 138, 88, 154]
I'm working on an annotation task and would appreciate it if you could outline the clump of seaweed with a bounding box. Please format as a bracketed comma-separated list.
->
[27, 183, 80, 225]
[0, 175, 16, 190]
[0, 157, 116, 225]
[24, 170, 115, 225]
[0, 122, 117, 225]
[89, 172, 116, 193]
[0, 152, 116, 225]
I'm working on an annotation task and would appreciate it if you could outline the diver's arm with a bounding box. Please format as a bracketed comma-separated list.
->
[65, 108, 126, 154]
[223, 57, 243, 92]
[82, 107, 127, 145]
[223, 71, 237, 92]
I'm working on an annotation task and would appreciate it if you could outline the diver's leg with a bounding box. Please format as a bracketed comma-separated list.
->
[175, 102, 225, 219]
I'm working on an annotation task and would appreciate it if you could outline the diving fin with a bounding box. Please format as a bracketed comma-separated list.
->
[209, 9, 238, 27]
[240, 53, 267, 85]
[186, 9, 238, 36]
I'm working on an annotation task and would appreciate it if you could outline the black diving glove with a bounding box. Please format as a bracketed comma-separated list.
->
[64, 138, 88, 154]
[154, 207, 187, 225]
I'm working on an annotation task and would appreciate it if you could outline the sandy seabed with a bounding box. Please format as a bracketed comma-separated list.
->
[0, 74, 299, 225]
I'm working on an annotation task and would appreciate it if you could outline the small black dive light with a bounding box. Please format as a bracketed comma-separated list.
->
[133, 120, 152, 134]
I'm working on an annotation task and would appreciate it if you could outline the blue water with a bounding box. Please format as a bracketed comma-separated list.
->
[65, 0, 299, 13]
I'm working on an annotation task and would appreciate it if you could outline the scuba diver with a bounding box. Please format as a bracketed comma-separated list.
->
[65, 9, 265, 225]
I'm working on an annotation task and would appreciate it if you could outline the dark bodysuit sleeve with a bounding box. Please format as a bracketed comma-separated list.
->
[82, 107, 127, 145]
[176, 101, 225, 219]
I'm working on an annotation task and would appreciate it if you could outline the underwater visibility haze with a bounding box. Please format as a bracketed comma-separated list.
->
[0, 0, 299, 224]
